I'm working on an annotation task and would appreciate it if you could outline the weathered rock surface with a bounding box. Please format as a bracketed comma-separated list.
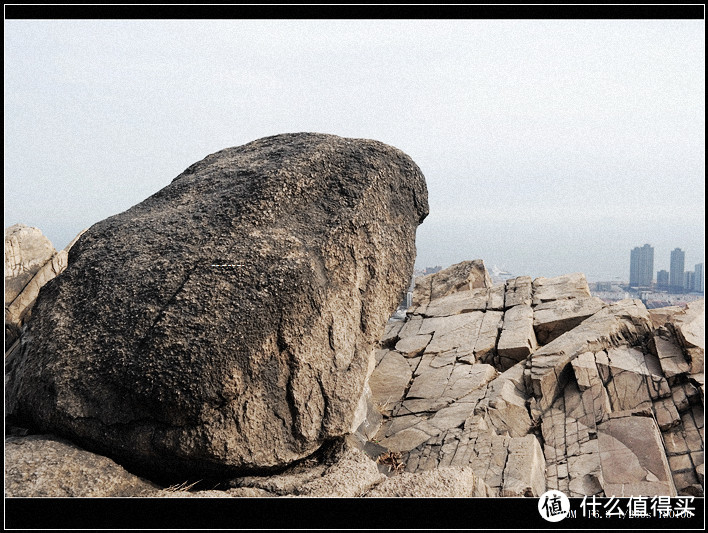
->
[532, 272, 591, 306]
[669, 299, 704, 375]
[5, 133, 429, 480]
[476, 363, 533, 438]
[533, 297, 605, 345]
[500, 433, 547, 496]
[411, 260, 491, 310]
[597, 414, 676, 497]
[4, 227, 87, 350]
[649, 328, 691, 383]
[527, 299, 652, 412]
[497, 304, 537, 370]
[6, 250, 67, 335]
[402, 415, 546, 497]
[289, 446, 386, 497]
[368, 350, 412, 416]
[4, 224, 56, 304]
[5, 434, 158, 497]
[365, 466, 495, 497]
[230, 438, 386, 497]
[504, 276, 532, 308]
[539, 315, 703, 497]
[368, 261, 704, 498]
[648, 306, 685, 329]
[420, 287, 489, 318]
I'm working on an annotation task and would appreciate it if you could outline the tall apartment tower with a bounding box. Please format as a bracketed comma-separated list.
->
[695, 263, 704, 293]
[629, 244, 654, 287]
[670, 248, 685, 292]
[657, 270, 669, 289]
[684, 271, 695, 292]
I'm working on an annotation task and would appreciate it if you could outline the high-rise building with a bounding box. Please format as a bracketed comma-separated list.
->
[670, 248, 685, 292]
[694, 263, 704, 293]
[657, 270, 669, 289]
[684, 271, 695, 292]
[629, 244, 654, 287]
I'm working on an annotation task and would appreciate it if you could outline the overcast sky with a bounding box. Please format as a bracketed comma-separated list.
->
[4, 18, 705, 281]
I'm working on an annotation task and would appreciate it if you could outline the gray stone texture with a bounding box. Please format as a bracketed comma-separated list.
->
[5, 434, 158, 497]
[5, 133, 429, 479]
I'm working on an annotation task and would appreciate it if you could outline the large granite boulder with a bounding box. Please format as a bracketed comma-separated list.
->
[6, 133, 429, 480]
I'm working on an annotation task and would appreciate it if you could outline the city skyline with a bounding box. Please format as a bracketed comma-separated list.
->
[623, 243, 704, 292]
[415, 242, 706, 284]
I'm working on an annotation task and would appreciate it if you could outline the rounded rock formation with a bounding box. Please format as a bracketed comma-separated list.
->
[6, 132, 429, 480]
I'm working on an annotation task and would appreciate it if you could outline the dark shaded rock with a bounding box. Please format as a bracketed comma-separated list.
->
[230, 437, 385, 496]
[6, 133, 428, 480]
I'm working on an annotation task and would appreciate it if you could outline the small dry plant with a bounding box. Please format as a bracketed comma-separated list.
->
[374, 396, 393, 416]
[164, 480, 201, 492]
[376, 451, 406, 474]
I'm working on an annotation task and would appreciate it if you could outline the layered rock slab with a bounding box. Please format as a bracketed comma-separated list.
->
[532, 273, 591, 306]
[411, 260, 491, 310]
[4, 224, 56, 304]
[371, 262, 704, 498]
[598, 414, 676, 497]
[4, 227, 87, 350]
[402, 415, 546, 497]
[533, 297, 605, 345]
[5, 434, 158, 497]
[5, 133, 429, 479]
[526, 299, 653, 412]
[497, 304, 537, 370]
[540, 304, 703, 497]
[668, 300, 704, 376]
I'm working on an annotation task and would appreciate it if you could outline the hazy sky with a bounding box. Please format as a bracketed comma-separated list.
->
[4, 18, 705, 281]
